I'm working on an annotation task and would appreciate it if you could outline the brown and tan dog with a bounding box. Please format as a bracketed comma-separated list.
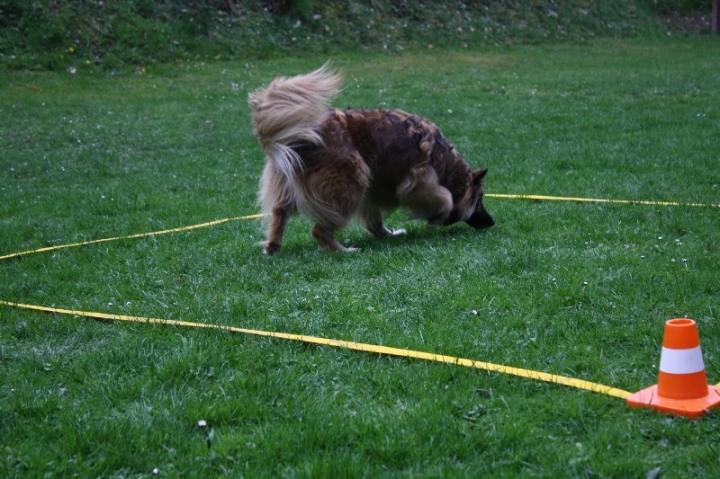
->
[249, 64, 494, 255]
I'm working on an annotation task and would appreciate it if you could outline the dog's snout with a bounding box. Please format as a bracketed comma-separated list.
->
[465, 209, 495, 229]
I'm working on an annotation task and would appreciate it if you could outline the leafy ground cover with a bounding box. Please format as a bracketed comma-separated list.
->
[1, 0, 707, 71]
[1, 37, 720, 477]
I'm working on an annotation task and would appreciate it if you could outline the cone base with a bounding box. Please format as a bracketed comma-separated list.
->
[626, 384, 720, 419]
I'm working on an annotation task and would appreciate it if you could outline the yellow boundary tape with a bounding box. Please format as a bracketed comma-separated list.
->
[485, 193, 720, 209]
[1, 194, 718, 399]
[0, 300, 632, 399]
[2, 193, 717, 262]
[0, 213, 265, 262]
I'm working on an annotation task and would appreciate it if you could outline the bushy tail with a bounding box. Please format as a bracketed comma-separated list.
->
[248, 63, 343, 178]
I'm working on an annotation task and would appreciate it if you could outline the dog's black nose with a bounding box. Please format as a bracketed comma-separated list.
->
[465, 209, 495, 229]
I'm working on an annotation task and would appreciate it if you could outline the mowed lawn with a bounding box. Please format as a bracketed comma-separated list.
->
[2, 37, 719, 477]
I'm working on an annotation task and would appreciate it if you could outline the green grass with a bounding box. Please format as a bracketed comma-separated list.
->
[2, 37, 720, 477]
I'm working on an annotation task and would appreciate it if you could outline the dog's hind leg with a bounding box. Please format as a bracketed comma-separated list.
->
[303, 195, 361, 252]
[302, 164, 371, 252]
[311, 224, 359, 252]
[264, 202, 295, 255]
[258, 160, 297, 255]
[360, 207, 406, 238]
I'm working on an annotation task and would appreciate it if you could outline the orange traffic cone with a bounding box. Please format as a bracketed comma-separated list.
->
[627, 318, 720, 419]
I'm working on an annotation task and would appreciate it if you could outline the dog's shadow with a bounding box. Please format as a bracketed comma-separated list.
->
[285, 222, 496, 256]
[262, 211, 498, 257]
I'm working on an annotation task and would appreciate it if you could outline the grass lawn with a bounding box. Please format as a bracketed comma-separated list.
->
[2, 37, 720, 477]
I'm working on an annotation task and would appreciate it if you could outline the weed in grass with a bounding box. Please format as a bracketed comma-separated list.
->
[2, 38, 720, 477]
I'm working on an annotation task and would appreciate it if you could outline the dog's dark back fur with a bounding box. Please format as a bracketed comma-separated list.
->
[300, 108, 483, 220]
[249, 65, 494, 254]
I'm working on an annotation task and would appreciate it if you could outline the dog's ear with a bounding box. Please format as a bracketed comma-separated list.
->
[472, 168, 488, 186]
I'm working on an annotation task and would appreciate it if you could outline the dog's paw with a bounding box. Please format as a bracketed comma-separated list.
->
[378, 226, 406, 237]
[336, 242, 361, 253]
[263, 242, 282, 256]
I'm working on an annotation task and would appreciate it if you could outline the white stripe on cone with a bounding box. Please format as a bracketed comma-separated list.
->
[659, 346, 705, 375]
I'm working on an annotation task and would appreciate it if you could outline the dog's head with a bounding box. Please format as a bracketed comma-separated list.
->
[444, 168, 495, 229]
[464, 168, 495, 229]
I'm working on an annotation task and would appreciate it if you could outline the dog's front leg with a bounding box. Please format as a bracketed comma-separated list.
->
[264, 203, 294, 255]
[361, 208, 406, 238]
